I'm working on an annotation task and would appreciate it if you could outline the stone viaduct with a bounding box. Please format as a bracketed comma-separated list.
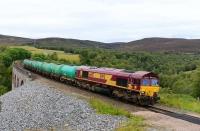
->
[12, 62, 33, 90]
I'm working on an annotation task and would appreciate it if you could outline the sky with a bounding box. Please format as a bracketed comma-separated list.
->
[0, 0, 200, 42]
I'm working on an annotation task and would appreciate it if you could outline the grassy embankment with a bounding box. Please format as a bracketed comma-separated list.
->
[89, 98, 145, 131]
[160, 92, 200, 114]
[10, 46, 80, 63]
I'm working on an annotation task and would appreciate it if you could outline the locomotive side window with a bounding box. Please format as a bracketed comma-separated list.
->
[89, 72, 94, 77]
[116, 78, 128, 87]
[134, 79, 140, 85]
[100, 73, 105, 79]
[82, 71, 88, 78]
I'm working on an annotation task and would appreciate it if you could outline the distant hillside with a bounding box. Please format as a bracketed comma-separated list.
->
[36, 37, 200, 52]
[114, 37, 200, 52]
[0, 35, 32, 45]
[35, 37, 106, 49]
[35, 37, 125, 49]
[1, 34, 200, 52]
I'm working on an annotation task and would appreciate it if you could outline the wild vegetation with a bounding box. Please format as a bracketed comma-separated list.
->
[160, 92, 200, 113]
[89, 98, 145, 131]
[0, 47, 31, 95]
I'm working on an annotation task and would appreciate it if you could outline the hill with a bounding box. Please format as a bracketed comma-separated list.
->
[34, 37, 200, 53]
[114, 37, 200, 52]
[35, 37, 107, 49]
[1, 34, 200, 52]
[0, 34, 32, 45]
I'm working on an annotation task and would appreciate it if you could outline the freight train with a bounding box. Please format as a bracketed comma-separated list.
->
[23, 59, 160, 105]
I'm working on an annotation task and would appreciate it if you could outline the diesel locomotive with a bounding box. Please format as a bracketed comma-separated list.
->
[23, 59, 160, 105]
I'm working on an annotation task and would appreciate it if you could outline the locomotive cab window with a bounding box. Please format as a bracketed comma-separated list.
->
[142, 78, 150, 86]
[82, 71, 89, 78]
[116, 78, 128, 87]
[151, 79, 159, 86]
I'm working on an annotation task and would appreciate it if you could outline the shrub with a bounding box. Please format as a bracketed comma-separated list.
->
[0, 85, 8, 95]
[160, 93, 200, 113]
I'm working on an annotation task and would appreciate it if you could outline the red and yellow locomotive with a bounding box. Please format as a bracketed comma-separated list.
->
[76, 66, 160, 105]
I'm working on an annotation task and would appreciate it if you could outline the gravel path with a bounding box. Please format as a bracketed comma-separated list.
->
[0, 81, 126, 131]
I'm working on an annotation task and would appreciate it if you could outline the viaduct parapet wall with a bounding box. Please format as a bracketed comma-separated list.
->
[12, 62, 33, 90]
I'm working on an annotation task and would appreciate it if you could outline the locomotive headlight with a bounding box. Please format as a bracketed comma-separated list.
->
[140, 91, 145, 95]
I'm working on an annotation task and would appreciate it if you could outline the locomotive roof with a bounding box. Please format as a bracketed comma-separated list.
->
[77, 66, 158, 79]
[131, 71, 158, 79]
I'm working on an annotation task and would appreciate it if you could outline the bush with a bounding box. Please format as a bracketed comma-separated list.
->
[32, 53, 47, 61]
[160, 93, 200, 113]
[48, 52, 58, 61]
[0, 48, 31, 66]
[0, 85, 8, 95]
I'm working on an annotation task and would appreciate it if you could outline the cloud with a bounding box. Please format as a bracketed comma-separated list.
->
[0, 0, 199, 42]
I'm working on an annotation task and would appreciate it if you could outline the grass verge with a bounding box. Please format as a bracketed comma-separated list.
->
[89, 98, 145, 131]
[160, 93, 200, 114]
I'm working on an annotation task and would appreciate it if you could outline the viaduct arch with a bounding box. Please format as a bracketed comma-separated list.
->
[12, 63, 33, 90]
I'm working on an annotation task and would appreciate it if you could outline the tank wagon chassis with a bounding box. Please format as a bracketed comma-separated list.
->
[23, 60, 160, 106]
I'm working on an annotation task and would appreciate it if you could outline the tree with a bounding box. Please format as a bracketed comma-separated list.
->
[0, 48, 31, 95]
[0, 85, 8, 95]
[32, 53, 47, 61]
[0, 54, 12, 67]
[0, 48, 31, 66]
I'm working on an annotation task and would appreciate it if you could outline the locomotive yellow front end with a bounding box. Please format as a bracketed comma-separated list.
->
[140, 78, 160, 104]
[131, 71, 160, 105]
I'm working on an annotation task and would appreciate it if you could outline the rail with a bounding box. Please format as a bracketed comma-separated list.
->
[147, 106, 200, 125]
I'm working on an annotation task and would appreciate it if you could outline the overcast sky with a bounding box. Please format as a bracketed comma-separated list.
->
[0, 0, 200, 42]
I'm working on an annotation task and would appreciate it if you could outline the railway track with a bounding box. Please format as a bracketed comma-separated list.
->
[14, 62, 200, 125]
[147, 106, 200, 125]
[13, 61, 36, 80]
